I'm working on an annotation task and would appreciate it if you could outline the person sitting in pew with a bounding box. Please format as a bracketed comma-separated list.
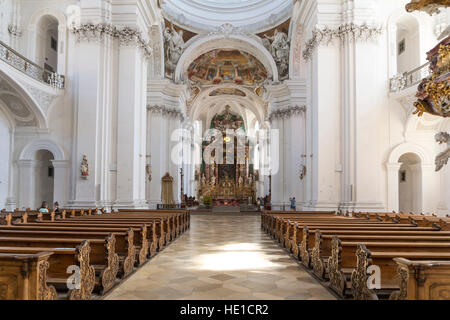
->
[53, 202, 60, 213]
[290, 197, 296, 211]
[39, 201, 50, 214]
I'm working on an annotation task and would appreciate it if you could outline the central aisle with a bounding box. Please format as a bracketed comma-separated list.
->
[105, 214, 336, 300]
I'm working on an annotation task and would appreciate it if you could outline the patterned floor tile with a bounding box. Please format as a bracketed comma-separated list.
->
[103, 214, 336, 300]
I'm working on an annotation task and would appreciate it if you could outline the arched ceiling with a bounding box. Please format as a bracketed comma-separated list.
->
[0, 78, 37, 127]
[161, 0, 293, 34]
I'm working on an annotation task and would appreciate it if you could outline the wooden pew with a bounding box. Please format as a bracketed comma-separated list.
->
[5, 223, 143, 271]
[30, 219, 164, 253]
[0, 241, 96, 299]
[64, 216, 176, 244]
[390, 258, 450, 300]
[328, 240, 450, 299]
[0, 251, 57, 300]
[1, 223, 156, 260]
[0, 236, 119, 296]
[309, 228, 450, 280]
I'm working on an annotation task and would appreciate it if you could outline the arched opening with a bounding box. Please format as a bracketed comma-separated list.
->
[35, 15, 59, 73]
[33, 149, 55, 209]
[18, 139, 68, 210]
[398, 152, 422, 213]
[395, 15, 420, 74]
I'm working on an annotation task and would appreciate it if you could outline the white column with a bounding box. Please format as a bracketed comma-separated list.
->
[147, 108, 165, 208]
[306, 38, 341, 211]
[114, 44, 148, 208]
[51, 160, 69, 207]
[5, 128, 16, 210]
[69, 36, 113, 208]
[386, 163, 402, 212]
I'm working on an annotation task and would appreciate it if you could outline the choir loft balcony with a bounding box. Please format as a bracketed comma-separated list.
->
[0, 40, 65, 89]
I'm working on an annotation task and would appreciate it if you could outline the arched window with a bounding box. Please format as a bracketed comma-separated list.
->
[35, 15, 59, 73]
[395, 15, 420, 74]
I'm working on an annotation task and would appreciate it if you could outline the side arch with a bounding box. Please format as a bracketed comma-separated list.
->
[387, 141, 433, 166]
[19, 139, 66, 161]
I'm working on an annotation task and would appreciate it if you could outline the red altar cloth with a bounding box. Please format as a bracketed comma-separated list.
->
[212, 199, 239, 206]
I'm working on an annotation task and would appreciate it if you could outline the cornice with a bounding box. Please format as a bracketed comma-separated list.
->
[302, 23, 382, 61]
[71, 23, 152, 57]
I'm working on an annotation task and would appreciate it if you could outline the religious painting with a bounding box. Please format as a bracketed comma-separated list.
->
[187, 49, 267, 86]
[209, 88, 246, 97]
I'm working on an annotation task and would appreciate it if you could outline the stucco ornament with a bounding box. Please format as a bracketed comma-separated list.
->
[435, 131, 450, 171]
[164, 24, 185, 78]
[262, 29, 290, 80]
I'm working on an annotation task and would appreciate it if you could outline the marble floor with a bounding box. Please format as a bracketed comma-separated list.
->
[104, 214, 336, 300]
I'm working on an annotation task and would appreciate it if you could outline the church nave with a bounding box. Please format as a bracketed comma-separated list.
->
[105, 214, 335, 300]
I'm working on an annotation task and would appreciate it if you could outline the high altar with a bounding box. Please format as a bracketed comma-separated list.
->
[196, 106, 257, 205]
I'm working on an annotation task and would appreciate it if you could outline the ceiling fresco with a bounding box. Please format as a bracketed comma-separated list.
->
[187, 49, 268, 86]
[209, 88, 246, 97]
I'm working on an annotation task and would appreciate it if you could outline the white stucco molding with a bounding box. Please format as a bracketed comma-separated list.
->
[0, 63, 59, 129]
[387, 141, 434, 166]
[19, 139, 66, 161]
[174, 33, 279, 83]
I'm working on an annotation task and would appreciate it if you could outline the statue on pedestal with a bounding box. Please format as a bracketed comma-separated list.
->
[80, 155, 89, 177]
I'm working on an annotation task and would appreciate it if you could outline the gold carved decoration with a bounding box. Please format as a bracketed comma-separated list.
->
[122, 228, 136, 277]
[413, 39, 450, 118]
[350, 244, 378, 300]
[291, 223, 299, 258]
[37, 260, 57, 300]
[68, 240, 96, 300]
[311, 230, 325, 279]
[284, 220, 292, 250]
[149, 223, 157, 257]
[389, 264, 409, 300]
[328, 236, 347, 298]
[159, 220, 166, 249]
[101, 234, 120, 293]
[406, 0, 450, 15]
[139, 225, 148, 265]
[300, 226, 311, 267]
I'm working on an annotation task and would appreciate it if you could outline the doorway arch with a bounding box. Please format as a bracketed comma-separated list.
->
[386, 142, 434, 213]
[18, 139, 68, 209]
[398, 152, 422, 213]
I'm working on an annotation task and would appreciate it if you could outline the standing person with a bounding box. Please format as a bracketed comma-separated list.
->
[53, 201, 60, 213]
[259, 197, 264, 211]
[39, 201, 49, 213]
[290, 197, 296, 211]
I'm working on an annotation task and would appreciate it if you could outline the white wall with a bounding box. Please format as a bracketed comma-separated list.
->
[0, 110, 11, 208]
[34, 149, 54, 208]
[396, 25, 420, 74]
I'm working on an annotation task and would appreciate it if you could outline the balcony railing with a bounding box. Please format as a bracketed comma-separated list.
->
[389, 62, 431, 93]
[0, 40, 65, 89]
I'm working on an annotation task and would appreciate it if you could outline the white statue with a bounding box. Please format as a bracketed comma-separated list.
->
[263, 29, 290, 77]
[164, 24, 185, 77]
[238, 176, 243, 186]
[248, 174, 253, 186]
[210, 175, 216, 186]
